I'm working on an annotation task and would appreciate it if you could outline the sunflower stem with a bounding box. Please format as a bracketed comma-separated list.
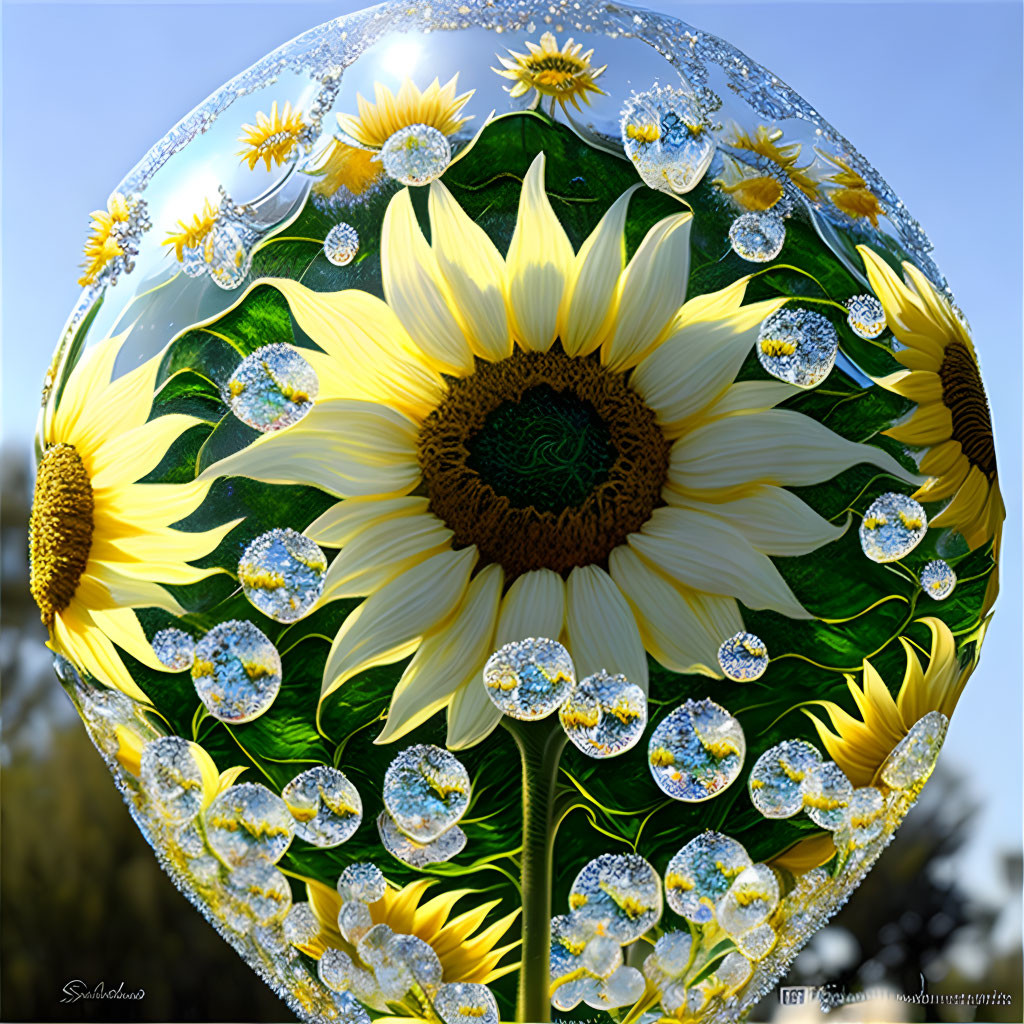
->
[503, 716, 568, 1023]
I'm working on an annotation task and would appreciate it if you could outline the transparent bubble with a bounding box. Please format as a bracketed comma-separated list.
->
[358, 925, 442, 1001]
[151, 627, 195, 672]
[226, 859, 292, 925]
[224, 342, 318, 433]
[620, 84, 715, 195]
[801, 761, 854, 830]
[921, 559, 957, 600]
[834, 786, 887, 851]
[337, 862, 386, 904]
[559, 670, 647, 758]
[715, 950, 754, 994]
[324, 222, 360, 266]
[846, 293, 887, 338]
[377, 810, 466, 868]
[282, 902, 321, 948]
[433, 982, 500, 1024]
[319, 947, 383, 1016]
[204, 782, 294, 867]
[648, 698, 746, 802]
[729, 211, 786, 262]
[381, 124, 451, 185]
[880, 710, 948, 793]
[382, 743, 471, 843]
[204, 214, 256, 290]
[550, 913, 621, 984]
[318, 947, 356, 992]
[756, 307, 838, 388]
[192, 619, 282, 724]
[333, 990, 372, 1024]
[238, 527, 327, 623]
[735, 921, 777, 961]
[569, 852, 663, 944]
[140, 736, 207, 823]
[281, 765, 362, 847]
[715, 863, 780, 936]
[181, 244, 208, 278]
[483, 637, 576, 720]
[338, 900, 375, 944]
[859, 492, 928, 563]
[748, 740, 823, 819]
[586, 966, 646, 1009]
[664, 830, 752, 923]
[642, 932, 692, 1012]
[717, 631, 769, 682]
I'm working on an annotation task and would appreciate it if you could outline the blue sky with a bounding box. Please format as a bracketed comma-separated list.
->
[2, 0, 1021, 907]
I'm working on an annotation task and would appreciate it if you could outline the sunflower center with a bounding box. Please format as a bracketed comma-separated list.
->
[418, 348, 669, 579]
[530, 57, 586, 89]
[29, 444, 95, 628]
[938, 341, 996, 478]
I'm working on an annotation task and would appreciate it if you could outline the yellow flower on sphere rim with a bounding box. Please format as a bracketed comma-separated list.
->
[203, 154, 914, 749]
[309, 139, 384, 202]
[164, 198, 221, 262]
[32, 333, 237, 702]
[237, 100, 307, 171]
[494, 32, 606, 111]
[78, 193, 131, 286]
[723, 122, 821, 201]
[859, 245, 1002, 550]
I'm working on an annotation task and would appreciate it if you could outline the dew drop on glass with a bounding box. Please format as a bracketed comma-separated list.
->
[281, 765, 362, 847]
[859, 492, 928, 562]
[318, 947, 356, 992]
[748, 739, 823, 819]
[588, 966, 645, 1009]
[204, 214, 256, 290]
[846, 293, 886, 338]
[238, 527, 327, 623]
[880, 710, 948, 793]
[757, 307, 838, 388]
[324, 222, 360, 266]
[377, 810, 466, 868]
[801, 760, 854, 830]
[834, 786, 886, 851]
[483, 637, 576, 720]
[192, 619, 282, 723]
[714, 863, 780, 937]
[359, 926, 442, 1002]
[226, 859, 293, 925]
[381, 124, 451, 185]
[140, 735, 207, 823]
[224, 342, 318, 433]
[203, 782, 294, 867]
[648, 698, 745, 802]
[717, 631, 769, 682]
[735, 921, 777, 961]
[338, 900, 375, 944]
[642, 931, 692, 1002]
[558, 670, 647, 758]
[283, 902, 321, 948]
[151, 627, 195, 672]
[664, 830, 751, 923]
[433, 982, 500, 1024]
[920, 559, 956, 600]
[337, 862, 386, 904]
[569, 852, 663, 944]
[729, 210, 785, 263]
[382, 743, 470, 843]
[620, 84, 714, 195]
[549, 913, 620, 986]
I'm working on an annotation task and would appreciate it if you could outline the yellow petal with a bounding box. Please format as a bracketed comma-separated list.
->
[701, 380, 800, 419]
[883, 402, 952, 446]
[305, 496, 430, 548]
[929, 465, 989, 534]
[494, 568, 566, 646]
[446, 667, 505, 750]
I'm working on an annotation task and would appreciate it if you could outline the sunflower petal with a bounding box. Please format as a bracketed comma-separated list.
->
[494, 568, 566, 646]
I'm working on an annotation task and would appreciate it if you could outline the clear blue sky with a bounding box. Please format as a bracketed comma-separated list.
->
[2, 0, 1021, 904]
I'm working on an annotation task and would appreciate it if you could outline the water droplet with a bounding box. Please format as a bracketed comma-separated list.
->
[559, 670, 647, 758]
[859, 492, 928, 562]
[224, 343, 318, 433]
[846, 293, 886, 338]
[238, 528, 327, 623]
[664, 830, 752, 923]
[483, 637, 576, 720]
[381, 124, 451, 185]
[226, 859, 292, 925]
[569, 853, 663, 944]
[204, 782, 294, 867]
[587, 965, 646, 1009]
[642, 931, 692, 1012]
[801, 761, 853, 830]
[880, 710, 947, 793]
[717, 631, 769, 681]
[729, 211, 786, 262]
[324, 222, 360, 266]
[713, 950, 754, 993]
[382, 743, 471, 843]
[834, 786, 886, 850]
[550, 913, 622, 1010]
[748, 740, 823, 819]
[191, 620, 282, 723]
[140, 736, 207, 823]
[188, 853, 223, 887]
[433, 982, 500, 1024]
[734, 921, 777, 960]
[359, 925, 443, 1001]
[920, 559, 956, 600]
[333, 990, 372, 1024]
[648, 698, 746, 802]
[715, 863, 780, 936]
[757, 308, 838, 387]
[377, 810, 466, 868]
[151, 627, 195, 672]
[281, 765, 361, 846]
[338, 900, 375, 944]
[175, 820, 208, 858]
[204, 214, 256, 290]
[181, 245, 208, 278]
[337, 862, 386, 904]
[620, 85, 714, 195]
[283, 902, 321, 947]
[319, 947, 356, 992]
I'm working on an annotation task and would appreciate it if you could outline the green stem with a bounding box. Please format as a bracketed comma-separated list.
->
[503, 716, 568, 1024]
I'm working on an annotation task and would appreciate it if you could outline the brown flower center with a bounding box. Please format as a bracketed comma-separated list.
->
[938, 341, 996, 478]
[29, 444, 94, 627]
[417, 348, 669, 579]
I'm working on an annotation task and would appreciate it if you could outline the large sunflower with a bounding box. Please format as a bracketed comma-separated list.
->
[203, 154, 912, 748]
[31, 332, 237, 702]
[859, 246, 1003, 551]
